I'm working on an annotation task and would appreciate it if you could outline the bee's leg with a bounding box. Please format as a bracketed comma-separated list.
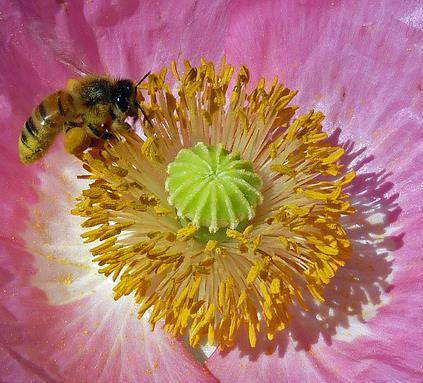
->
[85, 122, 115, 142]
[87, 123, 105, 139]
[100, 120, 132, 142]
[84, 122, 118, 150]
[64, 122, 91, 159]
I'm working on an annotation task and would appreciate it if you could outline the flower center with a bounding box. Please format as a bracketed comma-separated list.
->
[71, 59, 355, 350]
[165, 142, 263, 237]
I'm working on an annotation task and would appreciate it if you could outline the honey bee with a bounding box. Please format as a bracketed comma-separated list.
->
[18, 73, 150, 164]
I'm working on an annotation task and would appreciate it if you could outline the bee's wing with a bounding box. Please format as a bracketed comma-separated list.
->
[56, 55, 92, 77]
[29, 21, 94, 77]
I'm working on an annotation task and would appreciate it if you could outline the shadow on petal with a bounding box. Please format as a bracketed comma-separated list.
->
[219, 128, 403, 360]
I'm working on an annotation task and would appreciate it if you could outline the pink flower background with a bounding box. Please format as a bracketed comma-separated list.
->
[0, 1, 422, 382]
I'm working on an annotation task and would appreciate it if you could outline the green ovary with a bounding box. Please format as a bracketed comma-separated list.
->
[165, 143, 263, 235]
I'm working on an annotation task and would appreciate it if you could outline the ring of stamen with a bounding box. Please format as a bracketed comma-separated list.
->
[72, 58, 355, 349]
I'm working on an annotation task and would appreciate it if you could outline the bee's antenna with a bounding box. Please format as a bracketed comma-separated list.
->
[135, 101, 154, 129]
[135, 71, 151, 89]
[134, 71, 154, 129]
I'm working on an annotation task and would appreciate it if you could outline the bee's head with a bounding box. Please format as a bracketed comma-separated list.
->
[112, 79, 136, 118]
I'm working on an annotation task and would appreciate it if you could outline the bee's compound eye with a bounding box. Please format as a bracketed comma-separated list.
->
[116, 96, 129, 112]
[114, 80, 134, 113]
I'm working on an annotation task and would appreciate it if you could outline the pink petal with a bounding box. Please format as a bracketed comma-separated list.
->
[1, 246, 217, 382]
[1, 0, 422, 381]
[0, 1, 230, 377]
[0, 345, 47, 383]
[208, 1, 423, 382]
[0, 0, 232, 161]
[0, 3, 219, 380]
[0, 148, 217, 382]
[1, 1, 231, 82]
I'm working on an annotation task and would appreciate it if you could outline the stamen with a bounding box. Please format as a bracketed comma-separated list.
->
[72, 58, 354, 349]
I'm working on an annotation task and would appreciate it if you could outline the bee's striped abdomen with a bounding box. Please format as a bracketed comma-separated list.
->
[19, 91, 74, 164]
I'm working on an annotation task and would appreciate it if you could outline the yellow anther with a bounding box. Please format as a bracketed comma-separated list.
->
[176, 224, 198, 241]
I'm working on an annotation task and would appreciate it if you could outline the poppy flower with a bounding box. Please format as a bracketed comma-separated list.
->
[1, 1, 422, 383]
